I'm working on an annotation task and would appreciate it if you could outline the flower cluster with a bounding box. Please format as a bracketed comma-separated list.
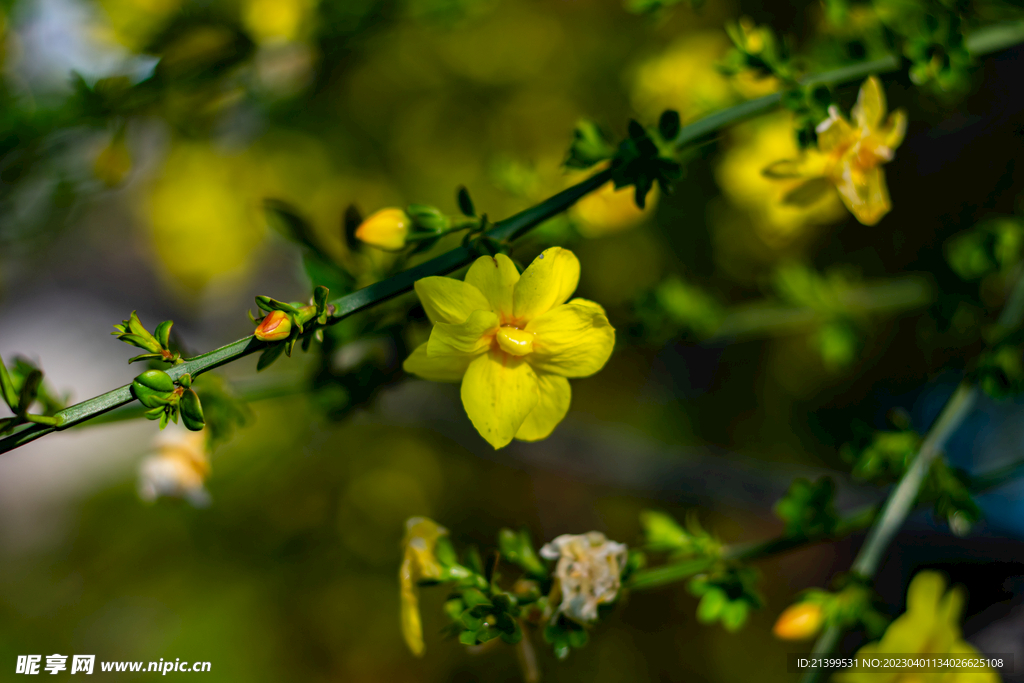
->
[404, 248, 615, 448]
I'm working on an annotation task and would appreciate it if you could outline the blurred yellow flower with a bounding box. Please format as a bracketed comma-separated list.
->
[403, 248, 615, 449]
[399, 517, 448, 657]
[836, 571, 998, 683]
[631, 33, 736, 122]
[773, 601, 825, 640]
[716, 112, 846, 246]
[569, 164, 658, 238]
[137, 429, 211, 507]
[242, 0, 316, 44]
[95, 0, 181, 52]
[146, 143, 265, 292]
[355, 208, 411, 251]
[764, 76, 907, 226]
[94, 135, 132, 188]
[539, 531, 628, 625]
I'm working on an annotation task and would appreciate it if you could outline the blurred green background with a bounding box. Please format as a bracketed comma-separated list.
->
[1, 0, 1023, 680]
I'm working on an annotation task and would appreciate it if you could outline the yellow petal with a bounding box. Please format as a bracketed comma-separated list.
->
[815, 107, 854, 155]
[763, 152, 830, 179]
[461, 350, 539, 449]
[836, 164, 891, 226]
[907, 571, 946, 615]
[398, 517, 448, 657]
[512, 247, 580, 322]
[515, 374, 571, 442]
[403, 342, 472, 382]
[852, 75, 886, 132]
[465, 254, 519, 320]
[526, 301, 615, 378]
[427, 309, 499, 357]
[414, 276, 491, 324]
[881, 109, 908, 150]
[399, 554, 425, 656]
[568, 297, 606, 315]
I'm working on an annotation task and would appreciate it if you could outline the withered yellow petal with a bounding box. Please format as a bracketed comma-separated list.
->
[852, 75, 887, 131]
[465, 254, 519, 320]
[403, 342, 473, 382]
[515, 373, 571, 442]
[815, 108, 854, 155]
[414, 276, 491, 324]
[460, 349, 538, 449]
[512, 247, 580, 322]
[882, 109, 908, 150]
[526, 302, 615, 378]
[835, 165, 890, 226]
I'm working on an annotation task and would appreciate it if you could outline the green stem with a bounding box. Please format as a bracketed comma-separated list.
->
[2, 20, 1023, 456]
[798, 242, 1024, 683]
[627, 448, 1024, 593]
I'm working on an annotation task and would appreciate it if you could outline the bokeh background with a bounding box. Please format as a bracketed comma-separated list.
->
[1, 0, 1023, 680]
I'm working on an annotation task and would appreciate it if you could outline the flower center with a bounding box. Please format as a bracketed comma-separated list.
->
[495, 326, 534, 356]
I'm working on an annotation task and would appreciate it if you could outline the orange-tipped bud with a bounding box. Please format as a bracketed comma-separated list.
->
[355, 208, 410, 251]
[254, 310, 292, 341]
[773, 602, 825, 640]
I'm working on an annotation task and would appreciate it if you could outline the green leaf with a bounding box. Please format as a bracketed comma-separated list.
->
[720, 600, 749, 632]
[782, 177, 832, 207]
[566, 626, 589, 649]
[16, 369, 42, 417]
[154, 320, 173, 350]
[458, 630, 477, 645]
[697, 588, 727, 623]
[457, 186, 476, 217]
[0, 354, 19, 411]
[658, 110, 681, 140]
[256, 343, 286, 371]
[462, 588, 490, 609]
[460, 609, 484, 631]
[564, 120, 615, 169]
[179, 389, 205, 431]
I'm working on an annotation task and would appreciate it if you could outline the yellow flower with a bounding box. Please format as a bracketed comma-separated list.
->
[569, 163, 658, 238]
[399, 517, 448, 657]
[403, 248, 615, 449]
[355, 208, 411, 251]
[539, 531, 628, 625]
[773, 602, 825, 640]
[764, 76, 907, 226]
[253, 310, 292, 341]
[137, 429, 211, 507]
[716, 112, 846, 247]
[836, 571, 998, 683]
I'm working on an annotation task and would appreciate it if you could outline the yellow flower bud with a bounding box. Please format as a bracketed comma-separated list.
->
[773, 602, 825, 640]
[254, 310, 292, 341]
[355, 207, 411, 251]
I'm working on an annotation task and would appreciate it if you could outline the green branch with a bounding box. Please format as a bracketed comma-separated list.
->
[2, 20, 1022, 456]
[798, 263, 1024, 683]
[626, 452, 1024, 593]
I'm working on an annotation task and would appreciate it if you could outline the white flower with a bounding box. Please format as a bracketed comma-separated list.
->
[137, 429, 211, 507]
[540, 531, 628, 624]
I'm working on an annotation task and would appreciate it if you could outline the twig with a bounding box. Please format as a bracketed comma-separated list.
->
[2, 21, 1022, 455]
